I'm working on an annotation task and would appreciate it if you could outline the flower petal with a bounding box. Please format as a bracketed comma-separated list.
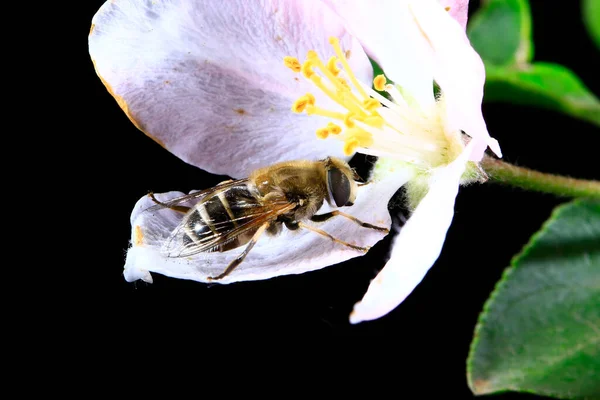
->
[89, 0, 373, 178]
[321, 0, 436, 109]
[349, 141, 474, 324]
[124, 166, 414, 285]
[436, 0, 470, 31]
[408, 0, 502, 160]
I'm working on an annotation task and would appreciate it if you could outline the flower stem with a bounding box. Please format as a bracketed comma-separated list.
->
[481, 156, 600, 198]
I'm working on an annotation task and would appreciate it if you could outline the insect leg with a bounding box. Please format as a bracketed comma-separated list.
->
[207, 223, 269, 281]
[297, 222, 370, 252]
[310, 211, 389, 233]
[148, 192, 191, 214]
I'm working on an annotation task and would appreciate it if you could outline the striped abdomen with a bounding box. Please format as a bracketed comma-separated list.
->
[181, 184, 262, 253]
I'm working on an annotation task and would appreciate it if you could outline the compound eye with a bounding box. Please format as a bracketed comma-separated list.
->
[327, 167, 352, 207]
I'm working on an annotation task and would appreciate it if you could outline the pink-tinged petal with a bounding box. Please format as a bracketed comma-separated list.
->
[436, 0, 470, 31]
[124, 166, 414, 285]
[321, 0, 437, 109]
[89, 0, 372, 178]
[409, 0, 502, 159]
[349, 141, 475, 324]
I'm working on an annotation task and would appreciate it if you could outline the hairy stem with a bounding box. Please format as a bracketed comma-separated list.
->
[481, 156, 600, 198]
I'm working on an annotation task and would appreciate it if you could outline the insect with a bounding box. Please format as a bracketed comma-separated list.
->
[146, 157, 389, 281]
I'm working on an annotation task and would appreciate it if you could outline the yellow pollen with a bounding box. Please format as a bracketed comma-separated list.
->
[346, 127, 374, 148]
[301, 60, 315, 79]
[344, 113, 357, 128]
[327, 122, 342, 135]
[283, 56, 301, 73]
[373, 74, 387, 91]
[292, 94, 315, 113]
[305, 93, 315, 106]
[308, 75, 366, 117]
[363, 98, 380, 111]
[328, 37, 369, 100]
[343, 138, 359, 155]
[327, 56, 341, 76]
[307, 50, 319, 60]
[290, 37, 389, 156]
[316, 127, 329, 139]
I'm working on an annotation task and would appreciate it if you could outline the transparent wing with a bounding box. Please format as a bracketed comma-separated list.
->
[159, 187, 295, 258]
[143, 179, 249, 213]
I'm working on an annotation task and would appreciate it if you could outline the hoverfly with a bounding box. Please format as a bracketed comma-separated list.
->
[146, 157, 388, 281]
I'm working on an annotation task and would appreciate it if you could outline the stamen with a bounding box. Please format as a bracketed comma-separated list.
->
[305, 49, 368, 115]
[316, 127, 329, 139]
[373, 74, 387, 91]
[327, 122, 342, 135]
[363, 98, 380, 111]
[307, 50, 319, 60]
[346, 127, 374, 148]
[363, 116, 384, 129]
[306, 105, 346, 120]
[316, 122, 343, 140]
[309, 75, 366, 117]
[286, 38, 453, 168]
[327, 56, 341, 76]
[284, 56, 301, 73]
[385, 84, 409, 107]
[343, 138, 359, 156]
[337, 77, 351, 91]
[329, 37, 369, 100]
[344, 113, 357, 128]
[291, 94, 315, 113]
[301, 60, 315, 79]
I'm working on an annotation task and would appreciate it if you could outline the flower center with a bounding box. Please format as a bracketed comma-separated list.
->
[284, 37, 462, 169]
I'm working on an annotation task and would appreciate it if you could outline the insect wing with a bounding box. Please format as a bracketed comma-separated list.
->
[143, 179, 248, 213]
[160, 185, 294, 258]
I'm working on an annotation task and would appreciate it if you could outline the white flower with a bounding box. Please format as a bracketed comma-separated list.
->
[89, 0, 501, 323]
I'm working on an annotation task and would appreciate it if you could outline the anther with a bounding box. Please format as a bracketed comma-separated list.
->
[305, 93, 316, 106]
[292, 94, 315, 113]
[283, 56, 301, 73]
[316, 127, 329, 139]
[373, 74, 387, 91]
[328, 36, 369, 100]
[327, 122, 342, 135]
[343, 138, 359, 155]
[301, 60, 315, 79]
[327, 56, 340, 76]
[344, 113, 356, 128]
[346, 127, 374, 148]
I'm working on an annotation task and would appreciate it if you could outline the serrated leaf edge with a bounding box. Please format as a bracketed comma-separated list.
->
[466, 198, 600, 400]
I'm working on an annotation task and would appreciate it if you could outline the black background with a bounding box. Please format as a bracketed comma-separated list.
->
[74, 1, 597, 397]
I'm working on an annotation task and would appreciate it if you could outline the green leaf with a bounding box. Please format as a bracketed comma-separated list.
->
[467, 0, 600, 127]
[467, 0, 532, 66]
[583, 0, 600, 50]
[467, 199, 600, 400]
[485, 63, 600, 127]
